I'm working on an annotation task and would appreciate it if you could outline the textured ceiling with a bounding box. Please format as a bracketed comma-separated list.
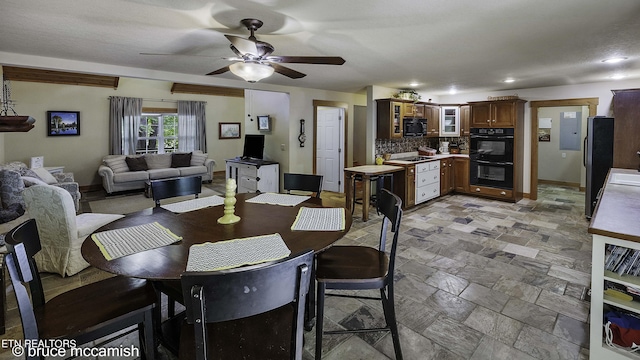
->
[1, 0, 639, 95]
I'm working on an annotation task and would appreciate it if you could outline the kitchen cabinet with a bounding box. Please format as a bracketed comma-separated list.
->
[403, 103, 424, 118]
[440, 106, 460, 136]
[416, 161, 440, 204]
[454, 157, 470, 193]
[405, 165, 416, 208]
[225, 159, 279, 193]
[469, 99, 526, 128]
[424, 105, 440, 137]
[612, 89, 640, 170]
[440, 158, 454, 195]
[459, 105, 470, 136]
[376, 99, 404, 138]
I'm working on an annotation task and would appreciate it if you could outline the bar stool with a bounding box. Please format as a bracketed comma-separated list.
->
[352, 173, 394, 214]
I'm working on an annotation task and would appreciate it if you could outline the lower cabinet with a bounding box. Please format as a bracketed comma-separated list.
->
[416, 161, 440, 204]
[453, 157, 470, 193]
[406, 165, 416, 208]
[225, 159, 279, 193]
[440, 158, 454, 195]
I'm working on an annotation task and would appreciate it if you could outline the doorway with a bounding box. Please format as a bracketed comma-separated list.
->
[313, 100, 348, 193]
[529, 98, 598, 200]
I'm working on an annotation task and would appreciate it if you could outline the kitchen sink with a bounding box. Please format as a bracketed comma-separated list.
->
[609, 172, 640, 186]
[394, 156, 433, 162]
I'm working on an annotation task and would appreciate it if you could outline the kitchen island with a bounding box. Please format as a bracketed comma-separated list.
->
[588, 168, 640, 359]
[385, 153, 470, 208]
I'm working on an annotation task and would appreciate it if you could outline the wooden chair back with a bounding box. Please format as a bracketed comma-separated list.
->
[181, 250, 314, 360]
[377, 189, 403, 275]
[4, 219, 44, 343]
[283, 173, 323, 198]
[151, 175, 202, 207]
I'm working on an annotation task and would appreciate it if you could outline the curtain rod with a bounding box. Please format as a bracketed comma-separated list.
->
[107, 97, 207, 104]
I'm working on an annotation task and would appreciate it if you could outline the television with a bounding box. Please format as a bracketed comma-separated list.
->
[242, 134, 265, 160]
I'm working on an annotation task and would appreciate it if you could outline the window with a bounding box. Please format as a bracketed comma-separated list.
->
[136, 113, 178, 154]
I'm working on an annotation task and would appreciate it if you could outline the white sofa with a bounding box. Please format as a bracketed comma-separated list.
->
[98, 151, 215, 194]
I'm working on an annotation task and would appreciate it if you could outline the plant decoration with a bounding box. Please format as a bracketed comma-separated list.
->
[392, 89, 421, 103]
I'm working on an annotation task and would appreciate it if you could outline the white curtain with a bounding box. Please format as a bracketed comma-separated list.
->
[109, 96, 142, 155]
[178, 100, 207, 152]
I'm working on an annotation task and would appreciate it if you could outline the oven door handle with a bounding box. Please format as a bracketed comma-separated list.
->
[470, 135, 514, 139]
[476, 160, 513, 166]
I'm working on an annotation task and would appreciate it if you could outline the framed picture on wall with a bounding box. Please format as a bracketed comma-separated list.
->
[219, 122, 241, 139]
[257, 115, 271, 131]
[47, 111, 80, 136]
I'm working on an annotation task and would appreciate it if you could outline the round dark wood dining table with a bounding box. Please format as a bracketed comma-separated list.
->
[81, 193, 353, 280]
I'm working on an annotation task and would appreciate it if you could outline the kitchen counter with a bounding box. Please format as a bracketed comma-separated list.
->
[384, 153, 469, 165]
[588, 168, 640, 243]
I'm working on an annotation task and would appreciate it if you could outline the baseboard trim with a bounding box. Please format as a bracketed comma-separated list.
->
[537, 179, 581, 188]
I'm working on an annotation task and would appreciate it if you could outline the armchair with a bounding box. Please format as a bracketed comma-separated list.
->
[0, 170, 26, 224]
[0, 161, 81, 212]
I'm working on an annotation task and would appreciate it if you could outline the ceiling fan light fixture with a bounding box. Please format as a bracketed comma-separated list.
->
[229, 62, 274, 83]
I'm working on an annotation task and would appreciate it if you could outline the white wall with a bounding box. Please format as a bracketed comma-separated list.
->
[439, 78, 640, 194]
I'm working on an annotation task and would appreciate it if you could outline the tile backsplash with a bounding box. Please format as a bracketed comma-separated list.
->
[375, 136, 469, 155]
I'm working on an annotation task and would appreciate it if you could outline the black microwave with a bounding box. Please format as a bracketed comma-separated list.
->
[403, 118, 427, 137]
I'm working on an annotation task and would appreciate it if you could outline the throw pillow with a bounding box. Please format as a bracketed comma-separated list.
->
[144, 153, 172, 169]
[32, 167, 58, 184]
[190, 151, 208, 166]
[104, 156, 130, 173]
[22, 176, 48, 187]
[125, 156, 148, 171]
[171, 152, 192, 168]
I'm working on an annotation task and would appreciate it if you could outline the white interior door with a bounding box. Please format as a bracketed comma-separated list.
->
[316, 107, 344, 192]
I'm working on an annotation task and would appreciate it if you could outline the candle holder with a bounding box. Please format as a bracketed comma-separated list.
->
[217, 178, 241, 224]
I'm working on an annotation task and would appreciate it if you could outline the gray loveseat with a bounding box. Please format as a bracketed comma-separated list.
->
[98, 151, 215, 194]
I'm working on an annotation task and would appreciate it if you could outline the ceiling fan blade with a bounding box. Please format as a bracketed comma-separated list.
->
[225, 35, 258, 55]
[139, 52, 218, 58]
[267, 56, 345, 65]
[270, 63, 306, 79]
[206, 66, 230, 76]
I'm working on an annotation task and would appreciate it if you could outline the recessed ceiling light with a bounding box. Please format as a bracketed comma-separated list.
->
[503, 78, 515, 83]
[610, 74, 626, 80]
[603, 57, 628, 63]
[449, 88, 457, 95]
[409, 82, 419, 87]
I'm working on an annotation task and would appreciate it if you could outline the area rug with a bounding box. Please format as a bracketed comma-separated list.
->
[88, 187, 222, 215]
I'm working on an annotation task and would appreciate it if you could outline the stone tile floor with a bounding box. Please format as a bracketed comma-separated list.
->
[0, 183, 592, 360]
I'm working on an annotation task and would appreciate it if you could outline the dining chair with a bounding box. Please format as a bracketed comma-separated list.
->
[22, 184, 124, 277]
[179, 250, 314, 360]
[315, 188, 404, 360]
[283, 173, 323, 198]
[150, 175, 202, 207]
[4, 219, 157, 360]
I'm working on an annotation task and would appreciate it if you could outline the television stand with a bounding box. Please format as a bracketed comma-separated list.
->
[225, 158, 279, 194]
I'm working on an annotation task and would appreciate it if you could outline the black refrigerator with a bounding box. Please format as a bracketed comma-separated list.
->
[585, 116, 614, 218]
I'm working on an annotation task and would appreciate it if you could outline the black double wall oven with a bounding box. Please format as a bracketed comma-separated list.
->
[470, 128, 514, 189]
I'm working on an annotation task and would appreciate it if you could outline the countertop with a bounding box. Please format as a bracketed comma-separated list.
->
[384, 153, 469, 165]
[588, 168, 640, 243]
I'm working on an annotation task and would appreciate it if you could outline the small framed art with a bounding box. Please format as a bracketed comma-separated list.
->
[47, 111, 80, 136]
[219, 122, 241, 139]
[257, 115, 271, 131]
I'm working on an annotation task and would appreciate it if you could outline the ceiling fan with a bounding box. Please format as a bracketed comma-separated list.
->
[208, 18, 346, 82]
